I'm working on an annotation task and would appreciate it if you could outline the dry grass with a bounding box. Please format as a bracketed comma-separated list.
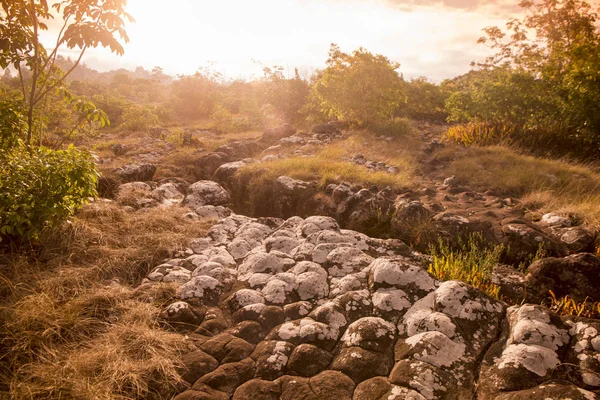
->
[197, 130, 262, 152]
[446, 146, 600, 230]
[238, 130, 418, 190]
[0, 202, 212, 399]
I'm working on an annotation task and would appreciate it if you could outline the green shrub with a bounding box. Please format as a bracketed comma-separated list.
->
[120, 104, 159, 132]
[427, 234, 504, 299]
[0, 99, 26, 150]
[0, 145, 99, 241]
[210, 104, 254, 133]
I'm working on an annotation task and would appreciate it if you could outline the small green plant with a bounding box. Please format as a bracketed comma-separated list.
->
[0, 145, 99, 241]
[427, 234, 505, 299]
[544, 290, 600, 319]
[443, 121, 516, 147]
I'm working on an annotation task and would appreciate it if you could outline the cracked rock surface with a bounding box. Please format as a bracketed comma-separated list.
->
[139, 213, 600, 400]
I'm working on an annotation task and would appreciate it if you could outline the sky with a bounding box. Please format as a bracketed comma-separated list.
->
[47, 0, 524, 82]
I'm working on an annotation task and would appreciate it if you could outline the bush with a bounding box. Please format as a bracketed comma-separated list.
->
[210, 104, 254, 133]
[0, 99, 26, 150]
[120, 104, 159, 132]
[428, 234, 504, 299]
[308, 44, 405, 125]
[443, 121, 516, 146]
[0, 145, 99, 241]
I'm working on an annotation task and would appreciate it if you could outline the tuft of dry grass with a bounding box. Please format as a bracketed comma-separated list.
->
[0, 201, 212, 399]
[238, 130, 418, 190]
[446, 146, 600, 230]
[9, 293, 194, 400]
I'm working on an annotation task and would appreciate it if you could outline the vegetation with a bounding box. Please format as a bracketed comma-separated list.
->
[0, 145, 98, 241]
[0, 0, 131, 145]
[0, 203, 212, 398]
[3, 1, 600, 397]
[307, 44, 405, 125]
[544, 291, 600, 319]
[445, 0, 600, 159]
[427, 234, 505, 299]
[445, 146, 600, 229]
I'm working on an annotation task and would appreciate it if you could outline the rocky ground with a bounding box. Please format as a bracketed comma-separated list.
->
[92, 122, 600, 399]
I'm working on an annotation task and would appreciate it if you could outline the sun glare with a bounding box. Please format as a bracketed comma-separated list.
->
[49, 0, 509, 80]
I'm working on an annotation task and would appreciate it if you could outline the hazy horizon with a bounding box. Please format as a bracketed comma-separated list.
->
[42, 0, 523, 82]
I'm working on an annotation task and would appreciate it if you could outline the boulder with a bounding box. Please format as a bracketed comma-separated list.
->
[114, 163, 156, 182]
[525, 253, 600, 302]
[184, 181, 231, 208]
[262, 123, 297, 142]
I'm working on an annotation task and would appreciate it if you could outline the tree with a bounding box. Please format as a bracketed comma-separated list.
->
[262, 66, 309, 124]
[469, 0, 600, 144]
[308, 44, 405, 125]
[0, 0, 133, 145]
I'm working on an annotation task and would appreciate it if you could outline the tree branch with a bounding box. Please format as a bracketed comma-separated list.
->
[33, 45, 87, 107]
[26, 0, 40, 146]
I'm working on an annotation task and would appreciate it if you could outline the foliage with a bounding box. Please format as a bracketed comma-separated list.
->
[262, 66, 310, 124]
[444, 67, 544, 125]
[428, 234, 505, 299]
[0, 99, 27, 149]
[210, 104, 254, 133]
[120, 104, 159, 132]
[444, 121, 517, 146]
[0, 145, 98, 241]
[544, 290, 600, 318]
[308, 44, 405, 125]
[0, 0, 133, 145]
[0, 203, 211, 398]
[448, 0, 600, 157]
[402, 77, 449, 121]
[172, 67, 223, 119]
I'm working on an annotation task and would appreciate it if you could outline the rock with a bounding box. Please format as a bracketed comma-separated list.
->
[392, 200, 432, 232]
[97, 175, 120, 198]
[212, 160, 252, 188]
[502, 222, 565, 262]
[143, 214, 600, 399]
[173, 386, 228, 400]
[177, 276, 223, 305]
[114, 163, 156, 182]
[116, 181, 159, 209]
[311, 122, 340, 135]
[160, 301, 205, 331]
[277, 370, 354, 400]
[184, 181, 231, 208]
[199, 333, 254, 364]
[233, 379, 281, 400]
[194, 358, 255, 395]
[287, 344, 333, 377]
[180, 350, 219, 384]
[252, 340, 295, 380]
[492, 265, 527, 304]
[331, 346, 394, 383]
[262, 123, 297, 142]
[477, 304, 570, 398]
[559, 227, 596, 253]
[540, 212, 573, 228]
[525, 253, 600, 302]
[110, 143, 126, 156]
[152, 182, 185, 205]
[194, 152, 230, 180]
